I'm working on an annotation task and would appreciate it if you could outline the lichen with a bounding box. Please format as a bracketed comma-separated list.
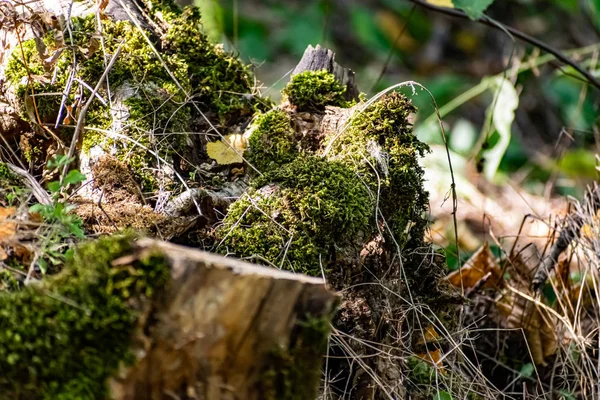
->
[246, 109, 298, 173]
[0, 233, 169, 399]
[216, 156, 372, 276]
[323, 92, 430, 250]
[282, 69, 351, 112]
[260, 314, 331, 400]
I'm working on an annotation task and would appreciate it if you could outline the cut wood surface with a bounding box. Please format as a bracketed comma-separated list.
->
[109, 239, 337, 400]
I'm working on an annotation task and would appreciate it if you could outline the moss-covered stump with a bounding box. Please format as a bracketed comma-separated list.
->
[215, 68, 460, 399]
[0, 235, 336, 399]
[1, 0, 268, 205]
[1, 1, 459, 395]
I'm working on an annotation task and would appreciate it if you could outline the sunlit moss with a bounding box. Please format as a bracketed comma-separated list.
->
[216, 156, 372, 276]
[5, 4, 267, 193]
[246, 109, 298, 173]
[323, 92, 429, 250]
[282, 69, 351, 112]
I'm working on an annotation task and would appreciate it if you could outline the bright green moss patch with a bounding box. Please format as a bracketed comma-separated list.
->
[216, 156, 372, 275]
[261, 315, 331, 400]
[218, 93, 430, 274]
[282, 70, 351, 112]
[324, 92, 429, 250]
[246, 109, 298, 173]
[0, 270, 19, 292]
[0, 233, 169, 399]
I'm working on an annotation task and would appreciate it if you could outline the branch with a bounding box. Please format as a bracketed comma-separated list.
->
[407, 0, 600, 92]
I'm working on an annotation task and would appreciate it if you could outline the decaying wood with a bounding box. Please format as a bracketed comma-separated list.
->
[162, 181, 246, 217]
[293, 44, 360, 102]
[109, 238, 337, 400]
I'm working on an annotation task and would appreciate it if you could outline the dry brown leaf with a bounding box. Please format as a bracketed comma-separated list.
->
[497, 290, 558, 365]
[0, 207, 16, 239]
[446, 242, 504, 289]
[0, 207, 16, 261]
[415, 326, 444, 371]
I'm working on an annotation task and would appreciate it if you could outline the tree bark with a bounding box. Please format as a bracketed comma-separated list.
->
[108, 239, 337, 400]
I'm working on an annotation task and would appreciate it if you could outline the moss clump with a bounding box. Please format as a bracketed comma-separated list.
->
[164, 7, 265, 120]
[6, 4, 267, 192]
[324, 92, 429, 250]
[0, 233, 169, 399]
[246, 109, 298, 173]
[0, 162, 13, 181]
[261, 315, 331, 400]
[282, 70, 351, 112]
[216, 156, 372, 275]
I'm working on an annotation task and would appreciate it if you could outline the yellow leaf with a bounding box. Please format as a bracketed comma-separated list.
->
[206, 134, 247, 165]
[425, 0, 454, 7]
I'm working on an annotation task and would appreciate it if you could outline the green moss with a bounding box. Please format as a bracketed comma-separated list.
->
[406, 356, 436, 386]
[0, 162, 25, 207]
[216, 156, 372, 276]
[282, 70, 351, 112]
[0, 233, 169, 399]
[218, 93, 431, 274]
[260, 315, 331, 400]
[6, 38, 66, 123]
[0, 270, 19, 292]
[246, 109, 298, 173]
[163, 7, 267, 121]
[0, 162, 13, 181]
[6, 4, 268, 193]
[324, 92, 429, 250]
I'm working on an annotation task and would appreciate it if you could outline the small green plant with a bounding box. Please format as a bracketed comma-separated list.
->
[29, 155, 86, 273]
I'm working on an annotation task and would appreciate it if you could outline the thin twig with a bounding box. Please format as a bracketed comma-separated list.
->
[406, 0, 600, 91]
[60, 42, 123, 183]
[6, 163, 51, 205]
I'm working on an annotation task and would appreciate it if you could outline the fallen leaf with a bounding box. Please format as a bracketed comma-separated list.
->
[0, 207, 16, 261]
[415, 326, 445, 370]
[446, 242, 504, 289]
[0, 207, 16, 239]
[206, 134, 247, 165]
[498, 290, 557, 365]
